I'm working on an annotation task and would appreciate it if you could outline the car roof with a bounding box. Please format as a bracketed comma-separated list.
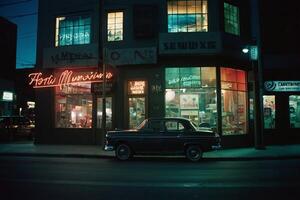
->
[147, 117, 191, 122]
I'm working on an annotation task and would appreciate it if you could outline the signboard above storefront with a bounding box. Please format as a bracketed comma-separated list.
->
[28, 68, 113, 89]
[265, 81, 300, 92]
[43, 44, 98, 68]
[104, 47, 157, 66]
[159, 32, 222, 55]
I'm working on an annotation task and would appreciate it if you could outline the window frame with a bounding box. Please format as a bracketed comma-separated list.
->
[55, 14, 92, 47]
[107, 11, 124, 42]
[167, 0, 208, 33]
[224, 2, 240, 36]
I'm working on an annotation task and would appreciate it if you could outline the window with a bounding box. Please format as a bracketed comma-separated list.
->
[55, 15, 91, 46]
[221, 68, 247, 135]
[165, 67, 217, 129]
[107, 12, 123, 41]
[168, 0, 208, 32]
[97, 97, 113, 129]
[263, 95, 275, 129]
[289, 95, 300, 128]
[224, 2, 240, 35]
[55, 83, 92, 128]
[165, 121, 185, 131]
[128, 80, 147, 129]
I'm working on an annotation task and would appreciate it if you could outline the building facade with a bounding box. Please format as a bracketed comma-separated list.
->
[34, 0, 259, 147]
[0, 17, 17, 116]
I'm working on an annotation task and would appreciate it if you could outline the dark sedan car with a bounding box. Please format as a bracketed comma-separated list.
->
[104, 117, 221, 161]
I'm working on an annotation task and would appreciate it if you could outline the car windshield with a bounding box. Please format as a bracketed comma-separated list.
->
[136, 119, 147, 130]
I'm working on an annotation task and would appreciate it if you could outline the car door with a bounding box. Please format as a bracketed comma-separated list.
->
[162, 120, 186, 153]
[136, 120, 164, 153]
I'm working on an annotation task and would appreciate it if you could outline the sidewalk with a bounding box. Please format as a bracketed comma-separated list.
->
[1, 142, 300, 160]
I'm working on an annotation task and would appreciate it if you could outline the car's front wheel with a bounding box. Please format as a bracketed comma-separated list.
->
[185, 145, 203, 162]
[115, 143, 132, 161]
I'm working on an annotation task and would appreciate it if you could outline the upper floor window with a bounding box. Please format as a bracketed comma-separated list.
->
[224, 2, 240, 35]
[167, 0, 208, 32]
[55, 15, 91, 47]
[107, 12, 123, 41]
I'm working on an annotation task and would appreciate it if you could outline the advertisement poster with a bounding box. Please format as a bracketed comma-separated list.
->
[180, 94, 199, 109]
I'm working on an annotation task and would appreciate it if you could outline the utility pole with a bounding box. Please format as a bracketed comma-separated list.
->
[250, 0, 265, 149]
[101, 50, 107, 145]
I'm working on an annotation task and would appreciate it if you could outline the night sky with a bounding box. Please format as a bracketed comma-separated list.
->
[0, 0, 37, 69]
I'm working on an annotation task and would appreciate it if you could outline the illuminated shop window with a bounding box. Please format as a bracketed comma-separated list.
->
[107, 12, 123, 41]
[263, 95, 276, 129]
[289, 95, 300, 128]
[224, 2, 240, 35]
[167, 0, 208, 32]
[55, 83, 92, 128]
[221, 68, 247, 135]
[165, 67, 217, 129]
[55, 15, 91, 46]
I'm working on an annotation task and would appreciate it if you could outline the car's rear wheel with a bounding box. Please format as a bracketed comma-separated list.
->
[115, 143, 132, 161]
[185, 145, 203, 162]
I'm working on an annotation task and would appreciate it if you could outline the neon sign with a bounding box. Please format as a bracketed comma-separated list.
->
[29, 70, 113, 88]
[128, 81, 146, 95]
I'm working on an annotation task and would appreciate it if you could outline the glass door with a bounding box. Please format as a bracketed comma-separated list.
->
[129, 97, 145, 129]
[97, 97, 112, 129]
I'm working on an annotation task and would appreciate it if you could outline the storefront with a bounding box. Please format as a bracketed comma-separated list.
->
[263, 78, 300, 144]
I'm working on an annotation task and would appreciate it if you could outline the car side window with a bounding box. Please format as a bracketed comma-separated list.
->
[147, 120, 162, 132]
[165, 121, 185, 131]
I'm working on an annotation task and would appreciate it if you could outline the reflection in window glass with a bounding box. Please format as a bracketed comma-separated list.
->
[55, 15, 91, 46]
[107, 12, 123, 41]
[97, 97, 112, 129]
[165, 67, 217, 129]
[221, 68, 247, 135]
[55, 83, 92, 128]
[224, 2, 240, 35]
[167, 0, 208, 32]
[263, 95, 275, 129]
[289, 95, 300, 128]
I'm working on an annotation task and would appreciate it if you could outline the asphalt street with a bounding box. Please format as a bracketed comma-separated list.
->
[1, 156, 300, 200]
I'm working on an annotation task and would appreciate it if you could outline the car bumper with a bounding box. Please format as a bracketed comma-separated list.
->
[104, 145, 114, 151]
[211, 144, 222, 150]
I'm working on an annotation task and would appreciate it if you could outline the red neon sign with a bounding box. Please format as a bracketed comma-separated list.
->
[29, 70, 113, 88]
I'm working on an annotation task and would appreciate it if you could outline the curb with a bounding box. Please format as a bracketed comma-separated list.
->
[1, 152, 300, 161]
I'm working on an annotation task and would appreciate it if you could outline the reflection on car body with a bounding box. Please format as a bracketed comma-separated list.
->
[104, 117, 221, 161]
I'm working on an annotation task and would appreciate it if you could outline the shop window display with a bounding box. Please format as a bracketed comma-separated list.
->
[263, 95, 275, 129]
[221, 68, 247, 135]
[165, 67, 217, 129]
[55, 83, 92, 128]
[289, 95, 300, 128]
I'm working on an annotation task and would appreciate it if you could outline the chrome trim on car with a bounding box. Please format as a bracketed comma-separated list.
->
[104, 145, 114, 151]
[211, 144, 222, 150]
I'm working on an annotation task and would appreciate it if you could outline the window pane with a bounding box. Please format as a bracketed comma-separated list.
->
[97, 97, 113, 129]
[55, 15, 91, 46]
[263, 95, 276, 129]
[221, 67, 248, 135]
[289, 95, 300, 128]
[129, 97, 145, 129]
[224, 2, 240, 35]
[107, 11, 123, 41]
[165, 67, 217, 129]
[168, 0, 208, 33]
[55, 83, 92, 128]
